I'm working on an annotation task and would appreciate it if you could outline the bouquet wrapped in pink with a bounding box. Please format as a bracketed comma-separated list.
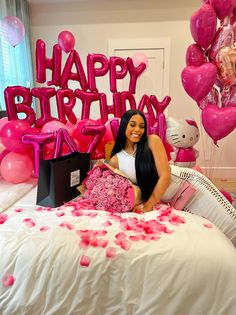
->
[80, 163, 141, 213]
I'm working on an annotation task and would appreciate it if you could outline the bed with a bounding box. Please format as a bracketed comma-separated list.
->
[0, 166, 236, 315]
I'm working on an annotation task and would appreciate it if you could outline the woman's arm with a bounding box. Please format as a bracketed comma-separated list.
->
[108, 154, 119, 169]
[142, 135, 171, 212]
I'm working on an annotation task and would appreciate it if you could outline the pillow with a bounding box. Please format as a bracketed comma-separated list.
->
[169, 181, 196, 211]
[80, 163, 141, 213]
[170, 165, 236, 246]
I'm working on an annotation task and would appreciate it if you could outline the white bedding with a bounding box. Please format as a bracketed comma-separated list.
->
[0, 186, 236, 315]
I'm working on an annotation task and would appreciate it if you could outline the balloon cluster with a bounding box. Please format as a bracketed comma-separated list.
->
[181, 0, 236, 145]
[0, 27, 172, 184]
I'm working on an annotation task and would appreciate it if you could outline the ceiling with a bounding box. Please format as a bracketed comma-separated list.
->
[28, 0, 200, 8]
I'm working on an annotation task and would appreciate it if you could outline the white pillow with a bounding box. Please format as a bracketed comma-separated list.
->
[169, 165, 236, 246]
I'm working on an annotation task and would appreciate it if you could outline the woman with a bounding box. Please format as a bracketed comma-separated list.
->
[109, 109, 170, 212]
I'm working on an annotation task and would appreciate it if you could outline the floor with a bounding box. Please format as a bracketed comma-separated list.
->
[211, 178, 236, 192]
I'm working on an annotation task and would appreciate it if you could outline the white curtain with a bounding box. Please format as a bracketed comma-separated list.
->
[0, 0, 34, 111]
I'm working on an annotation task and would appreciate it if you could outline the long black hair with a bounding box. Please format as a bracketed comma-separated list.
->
[111, 109, 159, 200]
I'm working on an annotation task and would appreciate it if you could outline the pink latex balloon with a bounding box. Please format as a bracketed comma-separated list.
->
[96, 118, 119, 153]
[186, 44, 206, 66]
[221, 85, 236, 107]
[41, 120, 68, 134]
[0, 117, 9, 133]
[197, 86, 219, 109]
[210, 0, 233, 20]
[58, 30, 75, 53]
[201, 104, 236, 144]
[132, 52, 149, 68]
[1, 152, 33, 183]
[0, 120, 32, 153]
[181, 63, 217, 102]
[209, 24, 234, 61]
[1, 16, 25, 47]
[190, 4, 217, 49]
[72, 119, 96, 152]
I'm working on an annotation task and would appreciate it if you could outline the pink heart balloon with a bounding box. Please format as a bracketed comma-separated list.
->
[190, 4, 217, 49]
[181, 63, 217, 102]
[186, 44, 205, 66]
[210, 0, 233, 20]
[201, 104, 236, 144]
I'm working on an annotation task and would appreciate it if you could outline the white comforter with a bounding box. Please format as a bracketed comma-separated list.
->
[0, 187, 235, 315]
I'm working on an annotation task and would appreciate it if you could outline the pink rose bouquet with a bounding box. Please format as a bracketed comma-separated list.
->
[81, 164, 141, 213]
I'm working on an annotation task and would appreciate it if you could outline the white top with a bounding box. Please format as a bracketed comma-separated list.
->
[116, 150, 137, 184]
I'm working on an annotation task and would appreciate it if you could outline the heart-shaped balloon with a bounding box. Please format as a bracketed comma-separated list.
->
[209, 24, 234, 61]
[201, 104, 236, 144]
[186, 43, 205, 66]
[190, 4, 217, 49]
[215, 46, 236, 86]
[181, 63, 217, 102]
[210, 0, 233, 20]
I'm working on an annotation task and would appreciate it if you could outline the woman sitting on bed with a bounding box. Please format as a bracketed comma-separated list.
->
[109, 109, 171, 212]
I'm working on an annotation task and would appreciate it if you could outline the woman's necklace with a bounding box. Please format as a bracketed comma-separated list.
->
[124, 145, 137, 157]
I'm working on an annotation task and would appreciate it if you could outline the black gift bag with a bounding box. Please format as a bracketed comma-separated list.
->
[36, 151, 90, 208]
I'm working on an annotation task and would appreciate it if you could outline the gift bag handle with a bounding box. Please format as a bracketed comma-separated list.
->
[53, 128, 78, 159]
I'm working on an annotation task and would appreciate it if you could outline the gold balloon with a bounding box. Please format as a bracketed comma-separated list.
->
[216, 46, 236, 86]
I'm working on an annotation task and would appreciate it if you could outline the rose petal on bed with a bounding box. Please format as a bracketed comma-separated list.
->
[203, 223, 213, 228]
[115, 232, 127, 240]
[97, 239, 108, 248]
[120, 239, 131, 251]
[40, 226, 50, 232]
[59, 222, 74, 230]
[106, 247, 117, 258]
[14, 208, 24, 213]
[71, 209, 83, 217]
[2, 274, 15, 287]
[103, 220, 112, 227]
[79, 238, 90, 249]
[0, 214, 9, 224]
[80, 255, 91, 267]
[129, 235, 144, 242]
[56, 212, 65, 217]
[23, 218, 35, 228]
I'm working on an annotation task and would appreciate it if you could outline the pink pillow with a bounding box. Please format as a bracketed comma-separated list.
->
[170, 181, 196, 210]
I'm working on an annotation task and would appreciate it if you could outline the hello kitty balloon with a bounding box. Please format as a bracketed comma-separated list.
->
[166, 118, 199, 167]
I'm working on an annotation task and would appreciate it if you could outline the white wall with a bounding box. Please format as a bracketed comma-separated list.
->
[29, 1, 236, 178]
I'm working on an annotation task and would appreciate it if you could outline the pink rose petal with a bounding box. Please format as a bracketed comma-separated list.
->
[40, 226, 50, 232]
[80, 255, 91, 267]
[56, 212, 65, 217]
[23, 218, 35, 228]
[59, 222, 74, 230]
[0, 214, 9, 224]
[106, 247, 117, 258]
[103, 220, 112, 227]
[14, 208, 24, 213]
[203, 222, 213, 228]
[2, 274, 15, 287]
